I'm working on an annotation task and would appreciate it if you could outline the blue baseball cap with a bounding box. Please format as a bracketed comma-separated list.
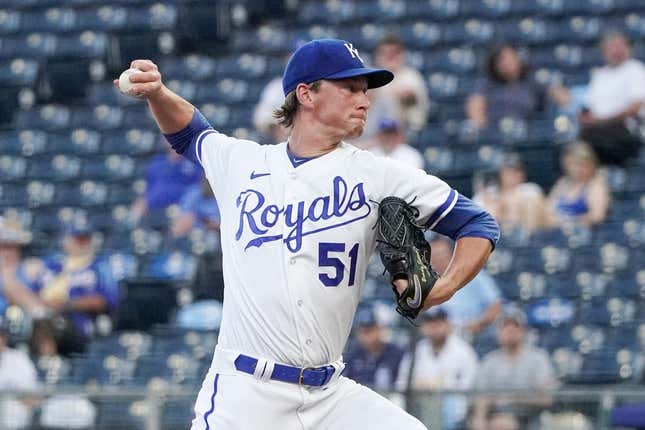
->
[355, 306, 379, 327]
[378, 117, 400, 132]
[282, 39, 394, 96]
[65, 218, 94, 237]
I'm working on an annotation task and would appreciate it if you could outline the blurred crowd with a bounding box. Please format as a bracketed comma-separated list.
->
[0, 28, 643, 430]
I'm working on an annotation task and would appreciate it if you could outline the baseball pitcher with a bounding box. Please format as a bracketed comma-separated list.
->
[115, 39, 500, 430]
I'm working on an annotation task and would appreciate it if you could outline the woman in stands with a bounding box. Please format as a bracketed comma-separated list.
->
[547, 141, 610, 228]
[465, 44, 548, 131]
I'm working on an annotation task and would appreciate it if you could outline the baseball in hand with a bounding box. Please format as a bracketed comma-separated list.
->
[118, 68, 142, 96]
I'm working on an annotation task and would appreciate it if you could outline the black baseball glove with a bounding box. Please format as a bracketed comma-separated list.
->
[375, 196, 440, 321]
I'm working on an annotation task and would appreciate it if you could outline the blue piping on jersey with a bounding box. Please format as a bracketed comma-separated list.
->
[203, 373, 220, 430]
[163, 109, 212, 165]
[286, 145, 316, 168]
[431, 194, 500, 249]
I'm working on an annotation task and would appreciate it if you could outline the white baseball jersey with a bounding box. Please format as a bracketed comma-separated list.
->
[191, 129, 456, 367]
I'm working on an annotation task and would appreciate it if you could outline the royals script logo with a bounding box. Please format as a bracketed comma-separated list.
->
[235, 176, 371, 252]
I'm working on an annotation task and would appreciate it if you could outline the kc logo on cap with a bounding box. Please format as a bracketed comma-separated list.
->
[343, 43, 363, 62]
[281, 39, 394, 96]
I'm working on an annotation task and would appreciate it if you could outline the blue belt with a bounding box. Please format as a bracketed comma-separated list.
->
[234, 354, 336, 387]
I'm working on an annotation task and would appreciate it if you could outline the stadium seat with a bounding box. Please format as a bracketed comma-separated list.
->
[406, 0, 461, 20]
[74, 6, 128, 32]
[0, 155, 27, 182]
[161, 398, 196, 430]
[134, 353, 201, 385]
[126, 4, 177, 32]
[439, 20, 487, 45]
[0, 58, 39, 87]
[101, 128, 158, 155]
[0, 8, 21, 35]
[71, 354, 133, 386]
[71, 104, 124, 130]
[35, 355, 72, 386]
[159, 55, 217, 81]
[101, 251, 140, 282]
[17, 104, 72, 130]
[82, 155, 137, 181]
[145, 251, 197, 281]
[86, 331, 152, 362]
[94, 399, 146, 430]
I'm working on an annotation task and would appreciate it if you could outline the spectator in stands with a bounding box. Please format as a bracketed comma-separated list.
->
[547, 141, 610, 229]
[343, 306, 404, 391]
[130, 138, 202, 223]
[578, 31, 645, 166]
[397, 308, 478, 430]
[429, 237, 501, 341]
[0, 316, 39, 429]
[5, 220, 118, 355]
[471, 307, 557, 430]
[370, 34, 430, 133]
[0, 217, 38, 316]
[253, 76, 289, 144]
[368, 117, 424, 169]
[171, 177, 221, 238]
[473, 153, 548, 239]
[465, 44, 548, 131]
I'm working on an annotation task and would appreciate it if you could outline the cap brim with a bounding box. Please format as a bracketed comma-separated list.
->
[325, 67, 394, 89]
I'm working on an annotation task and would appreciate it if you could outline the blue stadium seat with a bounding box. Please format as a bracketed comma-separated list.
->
[107, 182, 138, 206]
[406, 0, 461, 20]
[0, 155, 27, 182]
[17, 104, 72, 130]
[86, 331, 152, 362]
[102, 128, 158, 155]
[134, 353, 201, 385]
[461, 0, 538, 18]
[72, 104, 124, 130]
[95, 399, 146, 430]
[83, 155, 136, 181]
[0, 9, 21, 35]
[0, 181, 28, 207]
[564, 16, 603, 42]
[71, 354, 133, 386]
[151, 327, 218, 357]
[121, 105, 156, 128]
[399, 22, 442, 49]
[74, 6, 128, 32]
[624, 13, 645, 39]
[423, 146, 454, 174]
[0, 33, 58, 60]
[161, 399, 196, 430]
[0, 58, 39, 87]
[75, 180, 110, 207]
[441, 19, 495, 45]
[426, 47, 478, 75]
[55, 32, 109, 59]
[87, 82, 140, 106]
[126, 4, 177, 31]
[35, 355, 71, 386]
[499, 18, 560, 44]
[26, 180, 57, 207]
[130, 227, 164, 255]
[516, 271, 549, 301]
[160, 55, 217, 81]
[145, 251, 197, 281]
[101, 251, 140, 282]
[20, 7, 78, 34]
[0, 130, 48, 156]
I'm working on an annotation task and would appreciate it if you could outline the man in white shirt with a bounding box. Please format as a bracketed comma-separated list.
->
[580, 31, 645, 165]
[396, 308, 478, 430]
[0, 317, 39, 429]
[369, 118, 425, 170]
[361, 35, 430, 141]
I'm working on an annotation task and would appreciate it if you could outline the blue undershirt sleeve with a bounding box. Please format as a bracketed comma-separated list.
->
[162, 109, 212, 166]
[430, 194, 500, 249]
